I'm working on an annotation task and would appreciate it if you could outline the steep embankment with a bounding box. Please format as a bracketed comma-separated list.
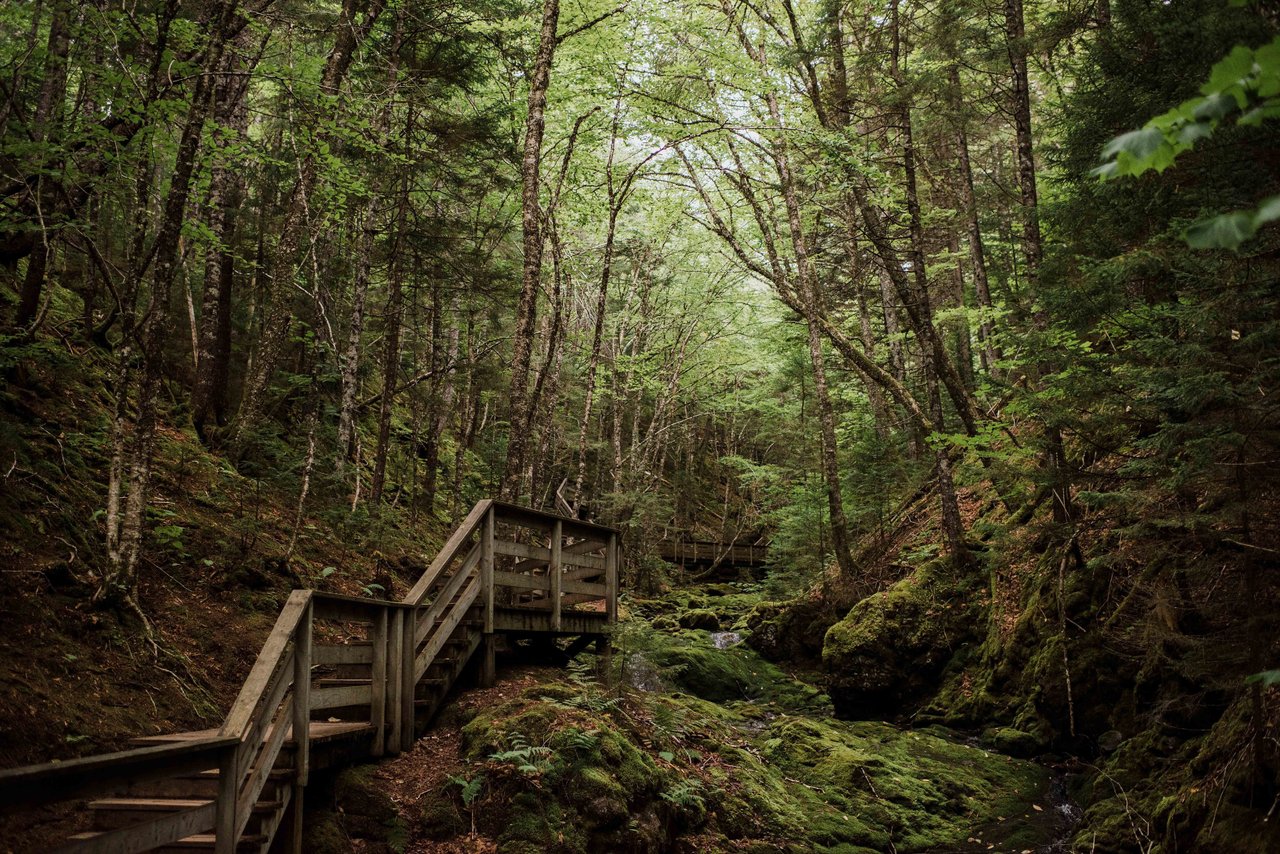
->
[0, 352, 451, 767]
[747, 496, 1280, 853]
[316, 584, 1069, 853]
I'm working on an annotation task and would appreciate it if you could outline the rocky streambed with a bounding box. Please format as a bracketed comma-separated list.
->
[307, 583, 1077, 853]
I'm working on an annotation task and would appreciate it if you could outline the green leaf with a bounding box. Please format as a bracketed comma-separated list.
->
[320, 566, 337, 578]
[1191, 92, 1237, 122]
[1100, 127, 1164, 162]
[1203, 46, 1255, 95]
[1185, 211, 1257, 249]
[1252, 195, 1280, 226]
[1245, 669, 1280, 687]
[659, 750, 675, 762]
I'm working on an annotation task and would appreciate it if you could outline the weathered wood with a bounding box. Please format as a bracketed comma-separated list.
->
[494, 539, 550, 561]
[54, 802, 216, 854]
[310, 685, 372, 710]
[293, 601, 312, 787]
[416, 543, 480, 646]
[222, 591, 311, 741]
[406, 499, 494, 604]
[400, 609, 415, 753]
[10, 499, 623, 854]
[605, 533, 618, 623]
[489, 501, 617, 541]
[512, 537, 604, 572]
[214, 744, 237, 854]
[312, 644, 373, 665]
[0, 738, 236, 811]
[415, 575, 481, 677]
[236, 697, 292, 839]
[370, 609, 387, 757]
[550, 520, 562, 632]
[482, 507, 495, 632]
[480, 634, 495, 688]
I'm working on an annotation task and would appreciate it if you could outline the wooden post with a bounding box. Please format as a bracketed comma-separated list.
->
[482, 507, 495, 633]
[292, 600, 312, 787]
[287, 781, 304, 853]
[215, 743, 237, 854]
[481, 634, 496, 688]
[371, 608, 388, 757]
[387, 609, 403, 755]
[401, 608, 415, 753]
[550, 520, 562, 632]
[605, 532, 618, 624]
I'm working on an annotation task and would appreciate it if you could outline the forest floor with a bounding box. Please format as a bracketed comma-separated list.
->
[304, 584, 1079, 854]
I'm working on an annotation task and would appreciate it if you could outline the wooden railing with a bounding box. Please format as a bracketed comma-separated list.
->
[0, 500, 619, 854]
[658, 538, 766, 568]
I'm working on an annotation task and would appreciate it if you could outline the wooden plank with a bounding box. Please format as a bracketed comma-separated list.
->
[488, 501, 618, 541]
[214, 745, 236, 854]
[494, 540, 550, 561]
[53, 802, 216, 854]
[312, 644, 373, 666]
[405, 499, 493, 605]
[293, 602, 312, 787]
[562, 553, 606, 571]
[492, 570, 552, 592]
[400, 609, 415, 753]
[563, 578, 606, 596]
[416, 543, 481, 647]
[310, 685, 372, 711]
[512, 537, 603, 573]
[605, 533, 618, 623]
[236, 697, 291, 840]
[370, 609, 387, 758]
[415, 576, 480, 678]
[388, 610, 403, 755]
[482, 507, 495, 633]
[0, 737, 236, 810]
[550, 520, 562, 632]
[222, 591, 312, 740]
[237, 650, 294, 783]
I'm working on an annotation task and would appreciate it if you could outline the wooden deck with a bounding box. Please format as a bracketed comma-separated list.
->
[0, 500, 620, 854]
[658, 539, 767, 570]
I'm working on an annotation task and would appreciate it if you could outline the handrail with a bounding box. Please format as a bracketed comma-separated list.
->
[0, 499, 620, 854]
[0, 737, 237, 808]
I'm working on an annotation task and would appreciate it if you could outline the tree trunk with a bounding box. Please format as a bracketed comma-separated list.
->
[15, 0, 72, 327]
[233, 0, 387, 453]
[500, 0, 560, 503]
[192, 38, 253, 440]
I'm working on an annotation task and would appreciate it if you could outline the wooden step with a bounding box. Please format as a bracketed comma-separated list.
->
[67, 831, 266, 852]
[127, 768, 291, 799]
[314, 677, 372, 688]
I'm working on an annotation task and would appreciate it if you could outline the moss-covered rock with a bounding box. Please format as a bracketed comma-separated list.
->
[678, 608, 721, 630]
[823, 562, 976, 718]
[746, 597, 840, 662]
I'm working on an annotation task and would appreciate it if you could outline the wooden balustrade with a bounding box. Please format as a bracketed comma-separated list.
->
[0, 500, 619, 854]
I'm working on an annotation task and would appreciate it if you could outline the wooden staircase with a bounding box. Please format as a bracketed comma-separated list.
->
[0, 500, 619, 853]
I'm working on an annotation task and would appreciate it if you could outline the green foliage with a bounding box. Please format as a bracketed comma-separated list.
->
[1096, 35, 1280, 247]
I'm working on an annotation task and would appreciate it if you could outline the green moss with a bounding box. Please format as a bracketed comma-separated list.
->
[678, 608, 721, 630]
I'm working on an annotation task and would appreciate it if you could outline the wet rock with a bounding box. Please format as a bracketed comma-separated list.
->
[678, 609, 721, 631]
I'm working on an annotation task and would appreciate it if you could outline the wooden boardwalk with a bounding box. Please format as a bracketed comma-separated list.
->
[0, 500, 619, 853]
[658, 539, 767, 571]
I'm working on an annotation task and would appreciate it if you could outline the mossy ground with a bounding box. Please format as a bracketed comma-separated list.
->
[347, 586, 1058, 853]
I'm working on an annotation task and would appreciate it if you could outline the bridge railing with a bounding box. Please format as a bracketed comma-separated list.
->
[0, 500, 619, 854]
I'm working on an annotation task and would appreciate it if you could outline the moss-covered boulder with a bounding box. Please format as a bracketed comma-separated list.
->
[823, 563, 974, 719]
[746, 597, 839, 662]
[678, 608, 721, 631]
[646, 630, 830, 711]
[306, 766, 409, 853]
[453, 684, 681, 852]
